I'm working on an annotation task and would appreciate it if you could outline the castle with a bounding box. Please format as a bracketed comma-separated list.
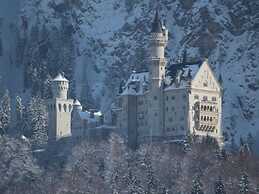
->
[47, 73, 104, 142]
[113, 11, 223, 148]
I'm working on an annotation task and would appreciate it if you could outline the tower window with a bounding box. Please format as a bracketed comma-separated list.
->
[58, 104, 62, 112]
[64, 104, 67, 112]
[69, 104, 72, 112]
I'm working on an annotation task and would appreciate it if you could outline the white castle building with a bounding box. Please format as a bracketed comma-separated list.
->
[114, 11, 223, 148]
[47, 73, 104, 142]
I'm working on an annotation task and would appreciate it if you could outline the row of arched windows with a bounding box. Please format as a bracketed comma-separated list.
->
[48, 103, 72, 112]
[197, 125, 216, 132]
[57, 86, 68, 91]
[200, 105, 217, 112]
[200, 116, 215, 122]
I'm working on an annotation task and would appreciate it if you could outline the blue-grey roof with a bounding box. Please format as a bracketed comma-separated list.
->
[151, 10, 163, 33]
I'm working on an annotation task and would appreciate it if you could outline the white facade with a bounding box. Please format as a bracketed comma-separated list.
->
[47, 74, 104, 142]
[115, 11, 223, 147]
[47, 73, 73, 142]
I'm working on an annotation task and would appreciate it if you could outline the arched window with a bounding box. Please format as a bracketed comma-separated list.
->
[201, 105, 203, 111]
[64, 104, 67, 112]
[58, 104, 62, 112]
[69, 104, 72, 112]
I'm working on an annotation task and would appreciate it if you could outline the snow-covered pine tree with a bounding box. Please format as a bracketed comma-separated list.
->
[15, 96, 25, 133]
[239, 173, 249, 194]
[214, 176, 226, 194]
[246, 133, 255, 153]
[27, 97, 48, 149]
[191, 175, 204, 194]
[0, 90, 11, 134]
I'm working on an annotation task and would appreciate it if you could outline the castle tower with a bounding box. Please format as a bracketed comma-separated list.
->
[149, 10, 168, 89]
[147, 10, 168, 138]
[47, 73, 73, 142]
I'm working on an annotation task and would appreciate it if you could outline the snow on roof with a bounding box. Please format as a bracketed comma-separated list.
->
[121, 71, 149, 96]
[165, 63, 201, 91]
[53, 73, 69, 82]
[73, 99, 81, 106]
[79, 110, 103, 123]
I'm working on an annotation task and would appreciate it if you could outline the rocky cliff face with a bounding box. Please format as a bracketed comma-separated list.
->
[0, 0, 258, 141]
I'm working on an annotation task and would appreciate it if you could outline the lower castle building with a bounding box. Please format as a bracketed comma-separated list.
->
[47, 73, 105, 143]
[113, 11, 223, 148]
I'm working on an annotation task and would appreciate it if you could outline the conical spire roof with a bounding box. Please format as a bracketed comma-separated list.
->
[53, 72, 69, 82]
[151, 9, 163, 33]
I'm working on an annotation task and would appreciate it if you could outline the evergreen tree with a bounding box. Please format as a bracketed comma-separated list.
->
[27, 97, 48, 148]
[191, 176, 204, 194]
[214, 176, 226, 194]
[246, 133, 255, 153]
[15, 96, 24, 133]
[0, 90, 11, 134]
[239, 173, 249, 194]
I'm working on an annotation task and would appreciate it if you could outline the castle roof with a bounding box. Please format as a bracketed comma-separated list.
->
[73, 99, 81, 106]
[165, 62, 201, 90]
[79, 110, 103, 123]
[151, 10, 163, 33]
[53, 73, 69, 82]
[121, 71, 149, 96]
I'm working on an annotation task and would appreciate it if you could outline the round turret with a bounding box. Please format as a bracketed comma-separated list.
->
[73, 99, 83, 111]
[51, 73, 69, 99]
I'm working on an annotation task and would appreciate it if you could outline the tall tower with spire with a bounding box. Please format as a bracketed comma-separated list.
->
[47, 73, 74, 142]
[149, 10, 168, 88]
[147, 10, 168, 138]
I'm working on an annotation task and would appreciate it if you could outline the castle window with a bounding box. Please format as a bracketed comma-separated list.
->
[203, 96, 208, 101]
[166, 96, 169, 101]
[194, 95, 199, 100]
[69, 104, 72, 112]
[201, 116, 203, 121]
[64, 104, 67, 112]
[210, 106, 213, 112]
[201, 105, 204, 111]
[212, 97, 217, 101]
[171, 96, 175, 100]
[203, 81, 208, 87]
[58, 104, 62, 112]
[210, 117, 213, 122]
